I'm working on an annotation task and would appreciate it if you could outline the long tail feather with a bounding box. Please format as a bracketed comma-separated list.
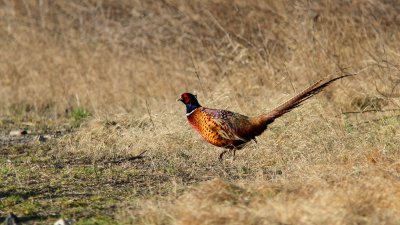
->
[262, 74, 354, 125]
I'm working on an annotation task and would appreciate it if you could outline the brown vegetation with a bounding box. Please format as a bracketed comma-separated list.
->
[0, 0, 399, 224]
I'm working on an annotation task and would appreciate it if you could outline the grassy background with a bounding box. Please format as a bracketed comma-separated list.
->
[0, 0, 399, 224]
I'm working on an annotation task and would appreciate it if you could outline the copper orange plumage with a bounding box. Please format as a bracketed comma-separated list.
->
[178, 75, 353, 160]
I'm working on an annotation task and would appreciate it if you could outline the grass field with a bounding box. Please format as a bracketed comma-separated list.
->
[1, 0, 399, 224]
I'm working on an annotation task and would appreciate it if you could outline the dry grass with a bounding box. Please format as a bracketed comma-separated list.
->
[1, 0, 400, 224]
[124, 174, 400, 225]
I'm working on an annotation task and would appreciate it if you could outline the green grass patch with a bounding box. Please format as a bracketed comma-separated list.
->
[71, 107, 91, 127]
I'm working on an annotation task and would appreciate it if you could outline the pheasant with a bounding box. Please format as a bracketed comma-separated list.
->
[177, 75, 352, 160]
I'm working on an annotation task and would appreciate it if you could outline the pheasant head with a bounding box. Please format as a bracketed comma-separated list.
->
[177, 93, 201, 115]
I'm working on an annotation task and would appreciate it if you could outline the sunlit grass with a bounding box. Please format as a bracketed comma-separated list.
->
[0, 0, 399, 224]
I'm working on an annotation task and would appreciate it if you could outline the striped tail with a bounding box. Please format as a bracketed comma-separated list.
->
[260, 74, 354, 126]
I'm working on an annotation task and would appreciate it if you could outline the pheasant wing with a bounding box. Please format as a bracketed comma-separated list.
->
[201, 108, 251, 142]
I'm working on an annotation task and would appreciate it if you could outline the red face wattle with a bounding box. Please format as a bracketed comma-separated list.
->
[180, 93, 193, 104]
[178, 93, 201, 114]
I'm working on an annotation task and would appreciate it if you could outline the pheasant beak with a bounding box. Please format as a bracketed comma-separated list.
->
[177, 98, 183, 102]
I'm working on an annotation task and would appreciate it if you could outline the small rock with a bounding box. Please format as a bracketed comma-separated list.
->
[21, 122, 35, 126]
[9, 130, 27, 136]
[54, 218, 73, 225]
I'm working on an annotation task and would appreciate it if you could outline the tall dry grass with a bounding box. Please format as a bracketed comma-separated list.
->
[1, 0, 400, 224]
[1, 0, 399, 116]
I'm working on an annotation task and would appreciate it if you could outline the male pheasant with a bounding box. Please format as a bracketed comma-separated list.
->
[178, 75, 352, 160]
